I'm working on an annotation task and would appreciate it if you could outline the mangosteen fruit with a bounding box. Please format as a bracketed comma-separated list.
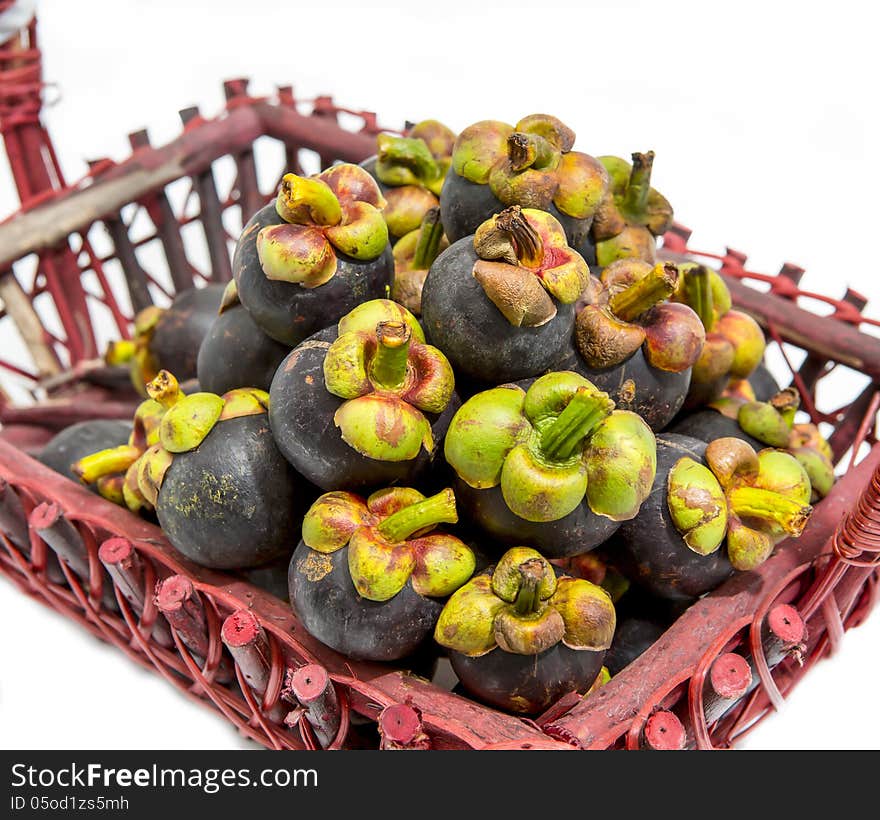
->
[440, 114, 608, 256]
[434, 547, 615, 715]
[109, 284, 225, 395]
[670, 387, 835, 501]
[234, 164, 394, 347]
[608, 434, 813, 602]
[39, 419, 132, 491]
[360, 120, 456, 241]
[136, 382, 312, 569]
[421, 206, 590, 385]
[563, 258, 705, 430]
[590, 151, 674, 267]
[443, 371, 656, 558]
[70, 372, 183, 511]
[289, 486, 476, 661]
[196, 280, 290, 394]
[269, 299, 457, 491]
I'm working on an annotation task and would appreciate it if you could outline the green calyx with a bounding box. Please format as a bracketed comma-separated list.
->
[72, 369, 184, 494]
[707, 388, 834, 500]
[472, 207, 590, 327]
[594, 152, 674, 239]
[300, 487, 475, 602]
[451, 115, 608, 220]
[324, 301, 454, 463]
[444, 371, 656, 523]
[258, 164, 388, 288]
[667, 436, 814, 570]
[575, 260, 704, 372]
[672, 263, 732, 332]
[376, 134, 444, 194]
[434, 546, 616, 657]
[591, 152, 673, 265]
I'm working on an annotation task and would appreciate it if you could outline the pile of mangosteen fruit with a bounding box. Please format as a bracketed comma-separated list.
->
[40, 115, 833, 717]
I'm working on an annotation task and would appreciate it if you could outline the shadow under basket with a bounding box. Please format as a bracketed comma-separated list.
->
[1, 19, 880, 750]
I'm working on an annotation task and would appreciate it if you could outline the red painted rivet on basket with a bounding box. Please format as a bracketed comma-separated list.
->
[379, 704, 424, 746]
[709, 653, 752, 700]
[289, 664, 329, 704]
[644, 711, 686, 750]
[768, 604, 805, 644]
[221, 608, 261, 648]
[288, 664, 341, 748]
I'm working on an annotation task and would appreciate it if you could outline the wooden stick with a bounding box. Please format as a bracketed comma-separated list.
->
[0, 106, 263, 271]
[286, 664, 340, 749]
[0, 269, 61, 376]
[378, 704, 431, 750]
[643, 711, 686, 750]
[179, 107, 233, 283]
[98, 537, 173, 647]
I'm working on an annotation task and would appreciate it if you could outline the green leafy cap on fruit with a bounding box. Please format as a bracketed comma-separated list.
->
[300, 487, 475, 602]
[257, 164, 389, 288]
[444, 371, 656, 523]
[434, 546, 616, 657]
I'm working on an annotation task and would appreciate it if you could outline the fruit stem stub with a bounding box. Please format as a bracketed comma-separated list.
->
[540, 386, 615, 461]
[377, 488, 459, 543]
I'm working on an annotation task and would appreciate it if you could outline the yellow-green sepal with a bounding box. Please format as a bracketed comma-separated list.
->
[550, 577, 616, 651]
[337, 299, 424, 342]
[500, 444, 588, 523]
[159, 393, 225, 453]
[325, 201, 389, 261]
[347, 528, 416, 602]
[301, 491, 370, 553]
[666, 457, 728, 555]
[333, 394, 433, 461]
[410, 533, 477, 598]
[323, 331, 371, 399]
[443, 386, 529, 489]
[434, 574, 507, 657]
[584, 411, 657, 521]
[452, 120, 513, 184]
[489, 547, 556, 603]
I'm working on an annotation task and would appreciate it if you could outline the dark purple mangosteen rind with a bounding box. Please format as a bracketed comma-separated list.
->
[554, 342, 691, 433]
[288, 541, 443, 662]
[604, 433, 734, 602]
[749, 362, 782, 402]
[196, 303, 290, 394]
[421, 237, 576, 384]
[38, 420, 133, 487]
[156, 414, 311, 570]
[234, 203, 395, 348]
[268, 326, 460, 492]
[449, 642, 606, 715]
[149, 284, 226, 382]
[667, 410, 763, 450]
[439, 171, 591, 249]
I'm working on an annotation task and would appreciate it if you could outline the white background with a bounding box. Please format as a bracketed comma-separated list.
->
[1, 0, 878, 750]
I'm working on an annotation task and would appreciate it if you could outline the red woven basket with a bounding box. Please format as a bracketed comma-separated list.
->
[2, 17, 879, 750]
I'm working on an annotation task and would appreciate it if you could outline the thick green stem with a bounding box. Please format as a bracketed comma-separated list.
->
[540, 386, 615, 461]
[609, 262, 679, 322]
[513, 559, 545, 615]
[622, 151, 655, 219]
[412, 208, 444, 270]
[507, 132, 555, 172]
[73, 445, 142, 484]
[728, 486, 811, 536]
[496, 206, 544, 268]
[683, 265, 715, 332]
[377, 488, 458, 542]
[369, 321, 412, 389]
